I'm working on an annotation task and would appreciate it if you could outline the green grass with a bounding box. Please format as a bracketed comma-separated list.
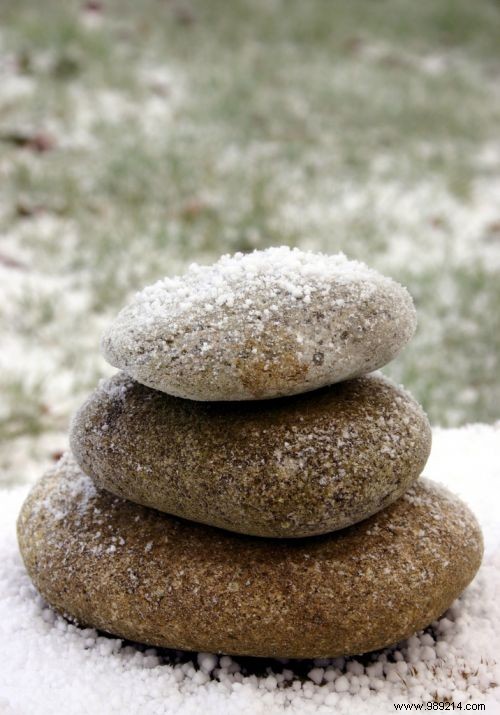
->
[1, 0, 500, 483]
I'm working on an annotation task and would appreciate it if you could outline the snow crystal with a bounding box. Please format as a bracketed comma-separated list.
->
[0, 425, 499, 714]
[126, 246, 405, 321]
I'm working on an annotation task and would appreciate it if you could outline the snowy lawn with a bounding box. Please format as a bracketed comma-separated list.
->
[0, 424, 499, 714]
[1, 1, 500, 488]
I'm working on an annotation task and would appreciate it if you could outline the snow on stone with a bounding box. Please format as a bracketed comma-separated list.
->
[0, 424, 499, 713]
[37, 452, 97, 522]
[100, 248, 417, 401]
[129, 247, 405, 321]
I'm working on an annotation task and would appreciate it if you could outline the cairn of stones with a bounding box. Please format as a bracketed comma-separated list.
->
[18, 247, 482, 659]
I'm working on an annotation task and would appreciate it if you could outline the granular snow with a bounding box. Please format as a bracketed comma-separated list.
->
[0, 424, 499, 714]
[126, 247, 408, 319]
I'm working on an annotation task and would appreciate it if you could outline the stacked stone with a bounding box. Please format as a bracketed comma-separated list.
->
[18, 247, 483, 659]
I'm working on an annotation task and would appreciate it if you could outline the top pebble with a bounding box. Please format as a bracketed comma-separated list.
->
[101, 247, 417, 401]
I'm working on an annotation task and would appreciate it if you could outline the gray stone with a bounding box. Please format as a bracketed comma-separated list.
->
[101, 247, 417, 401]
[70, 372, 431, 538]
[17, 453, 483, 659]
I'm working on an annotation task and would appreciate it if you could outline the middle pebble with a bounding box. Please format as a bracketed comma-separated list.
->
[70, 372, 431, 538]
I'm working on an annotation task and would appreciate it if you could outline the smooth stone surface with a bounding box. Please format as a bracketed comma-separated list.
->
[70, 372, 432, 538]
[18, 454, 483, 659]
[100, 247, 417, 401]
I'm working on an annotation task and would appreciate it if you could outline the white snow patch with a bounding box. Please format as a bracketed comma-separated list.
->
[46, 64, 186, 150]
[275, 176, 500, 274]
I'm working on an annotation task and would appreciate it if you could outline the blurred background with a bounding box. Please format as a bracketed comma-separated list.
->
[1, 0, 500, 487]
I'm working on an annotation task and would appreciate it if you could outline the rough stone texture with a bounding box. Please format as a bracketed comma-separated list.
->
[100, 248, 417, 401]
[70, 372, 432, 538]
[17, 453, 483, 659]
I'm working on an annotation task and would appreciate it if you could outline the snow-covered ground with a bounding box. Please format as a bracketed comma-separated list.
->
[1, 424, 498, 714]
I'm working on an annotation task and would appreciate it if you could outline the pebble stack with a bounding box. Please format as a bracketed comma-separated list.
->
[18, 247, 483, 659]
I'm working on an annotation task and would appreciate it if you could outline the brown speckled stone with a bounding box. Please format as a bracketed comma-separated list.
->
[69, 372, 432, 538]
[100, 248, 417, 401]
[17, 453, 483, 659]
